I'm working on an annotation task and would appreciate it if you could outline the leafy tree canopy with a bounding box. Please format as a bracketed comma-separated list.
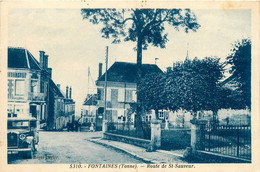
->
[81, 9, 200, 50]
[138, 72, 167, 119]
[226, 39, 251, 109]
[138, 57, 225, 118]
[166, 57, 224, 116]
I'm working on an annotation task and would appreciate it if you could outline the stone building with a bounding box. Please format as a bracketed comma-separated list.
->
[7, 47, 50, 129]
[96, 62, 162, 124]
[64, 86, 76, 124]
[7, 47, 75, 130]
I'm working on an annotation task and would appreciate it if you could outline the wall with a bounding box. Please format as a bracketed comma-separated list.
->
[161, 129, 191, 150]
[104, 132, 151, 148]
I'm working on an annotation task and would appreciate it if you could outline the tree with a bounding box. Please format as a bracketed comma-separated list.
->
[166, 57, 224, 119]
[81, 8, 200, 125]
[138, 72, 167, 119]
[226, 39, 251, 109]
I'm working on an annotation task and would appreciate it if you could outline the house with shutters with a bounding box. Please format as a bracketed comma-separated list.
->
[7, 47, 51, 129]
[95, 61, 163, 124]
[7, 47, 75, 130]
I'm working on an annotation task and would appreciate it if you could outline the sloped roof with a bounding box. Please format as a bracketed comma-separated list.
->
[83, 94, 97, 106]
[219, 75, 236, 87]
[97, 62, 163, 83]
[8, 47, 41, 70]
[49, 79, 64, 98]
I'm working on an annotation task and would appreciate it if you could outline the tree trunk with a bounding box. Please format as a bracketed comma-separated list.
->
[212, 109, 218, 129]
[135, 33, 143, 133]
[155, 109, 159, 120]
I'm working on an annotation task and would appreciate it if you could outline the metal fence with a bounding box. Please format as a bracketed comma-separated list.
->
[201, 125, 251, 160]
[161, 121, 191, 130]
[106, 122, 151, 140]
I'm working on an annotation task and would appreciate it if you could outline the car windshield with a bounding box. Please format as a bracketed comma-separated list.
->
[8, 121, 30, 130]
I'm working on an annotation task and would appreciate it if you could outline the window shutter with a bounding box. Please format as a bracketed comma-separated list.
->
[132, 90, 136, 102]
[118, 89, 124, 102]
[107, 88, 111, 101]
[126, 90, 133, 102]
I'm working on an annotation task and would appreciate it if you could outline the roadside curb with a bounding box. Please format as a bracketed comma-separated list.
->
[157, 150, 184, 158]
[89, 139, 158, 164]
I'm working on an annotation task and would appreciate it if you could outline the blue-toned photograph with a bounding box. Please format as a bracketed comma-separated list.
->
[7, 8, 251, 164]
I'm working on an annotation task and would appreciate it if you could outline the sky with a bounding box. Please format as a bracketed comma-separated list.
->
[8, 8, 251, 115]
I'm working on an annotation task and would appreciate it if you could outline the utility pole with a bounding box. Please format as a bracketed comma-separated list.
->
[103, 46, 108, 132]
[88, 66, 90, 115]
[87, 66, 90, 96]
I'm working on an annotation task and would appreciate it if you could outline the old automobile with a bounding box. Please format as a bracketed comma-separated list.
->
[7, 117, 39, 158]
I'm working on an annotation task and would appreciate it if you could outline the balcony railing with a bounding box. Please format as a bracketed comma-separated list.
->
[28, 92, 45, 102]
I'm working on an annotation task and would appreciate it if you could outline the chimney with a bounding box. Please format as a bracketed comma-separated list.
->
[98, 63, 102, 79]
[69, 87, 72, 99]
[47, 68, 52, 78]
[57, 84, 60, 90]
[66, 86, 68, 98]
[39, 51, 45, 69]
[44, 54, 49, 69]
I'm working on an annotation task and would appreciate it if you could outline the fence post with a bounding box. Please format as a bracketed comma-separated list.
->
[190, 119, 207, 152]
[165, 120, 169, 130]
[151, 119, 162, 149]
[102, 120, 108, 138]
[237, 127, 240, 157]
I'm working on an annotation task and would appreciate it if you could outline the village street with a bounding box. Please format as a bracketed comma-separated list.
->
[8, 131, 144, 164]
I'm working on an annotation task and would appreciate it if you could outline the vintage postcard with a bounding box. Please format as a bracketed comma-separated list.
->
[0, 0, 259, 172]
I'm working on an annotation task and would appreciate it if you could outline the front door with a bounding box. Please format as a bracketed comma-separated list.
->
[30, 105, 37, 118]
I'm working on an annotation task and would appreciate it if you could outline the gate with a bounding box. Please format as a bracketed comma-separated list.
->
[201, 124, 251, 160]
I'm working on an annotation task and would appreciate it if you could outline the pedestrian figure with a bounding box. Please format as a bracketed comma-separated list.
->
[74, 121, 79, 132]
[67, 122, 71, 132]
[89, 123, 94, 132]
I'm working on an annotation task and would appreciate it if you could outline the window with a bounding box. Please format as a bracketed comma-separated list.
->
[125, 90, 133, 102]
[111, 89, 118, 102]
[30, 80, 37, 93]
[159, 111, 164, 118]
[15, 80, 25, 96]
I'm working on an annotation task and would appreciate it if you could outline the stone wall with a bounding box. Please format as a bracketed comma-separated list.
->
[103, 132, 151, 148]
[161, 129, 191, 150]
